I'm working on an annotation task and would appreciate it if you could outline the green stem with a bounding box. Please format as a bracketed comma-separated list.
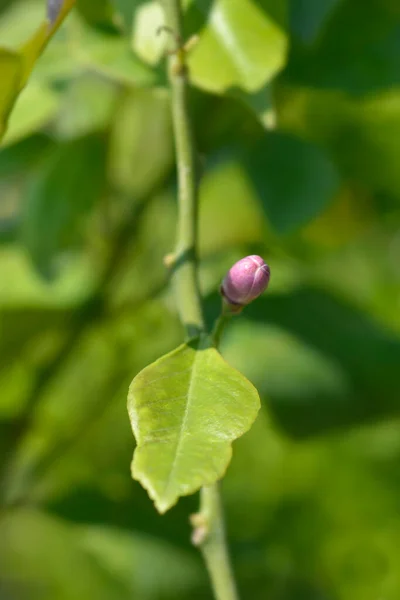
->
[162, 2, 239, 599]
[162, 0, 203, 339]
[195, 485, 240, 600]
[212, 312, 232, 348]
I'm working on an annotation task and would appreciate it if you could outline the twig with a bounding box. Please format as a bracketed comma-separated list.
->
[162, 2, 239, 598]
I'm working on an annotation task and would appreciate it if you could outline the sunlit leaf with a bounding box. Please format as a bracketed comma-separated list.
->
[186, 0, 288, 94]
[19, 0, 76, 85]
[0, 0, 76, 143]
[132, 0, 164, 65]
[128, 335, 260, 513]
[2, 81, 60, 146]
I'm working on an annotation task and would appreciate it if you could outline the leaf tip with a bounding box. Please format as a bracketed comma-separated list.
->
[130, 456, 178, 515]
[153, 497, 175, 515]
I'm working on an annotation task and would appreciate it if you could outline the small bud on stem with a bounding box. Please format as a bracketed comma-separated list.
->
[221, 255, 270, 311]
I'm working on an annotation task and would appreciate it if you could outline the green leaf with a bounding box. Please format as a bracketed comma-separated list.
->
[1, 81, 60, 146]
[128, 335, 260, 513]
[18, 0, 76, 85]
[185, 0, 288, 94]
[0, 134, 54, 177]
[285, 0, 400, 95]
[245, 132, 341, 233]
[289, 0, 340, 43]
[247, 288, 400, 433]
[0, 0, 76, 142]
[109, 88, 173, 195]
[131, 0, 165, 65]
[0, 49, 22, 138]
[199, 155, 265, 255]
[20, 134, 107, 277]
[46, 484, 197, 550]
[115, 0, 144, 30]
[280, 86, 400, 201]
[69, 18, 158, 87]
[54, 75, 118, 139]
[204, 286, 400, 436]
[76, 0, 118, 30]
[0, 509, 128, 600]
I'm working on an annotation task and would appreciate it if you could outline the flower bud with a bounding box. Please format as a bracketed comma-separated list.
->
[221, 255, 270, 309]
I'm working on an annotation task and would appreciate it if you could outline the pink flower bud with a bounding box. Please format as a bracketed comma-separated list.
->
[221, 255, 270, 308]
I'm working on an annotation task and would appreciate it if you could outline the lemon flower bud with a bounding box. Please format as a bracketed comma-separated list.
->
[221, 255, 270, 309]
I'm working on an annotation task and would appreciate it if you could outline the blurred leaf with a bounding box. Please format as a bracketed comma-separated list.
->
[20, 134, 107, 277]
[184, 0, 288, 94]
[76, 0, 118, 30]
[244, 131, 341, 234]
[223, 321, 353, 438]
[289, 0, 340, 43]
[54, 75, 118, 139]
[70, 17, 159, 87]
[0, 245, 97, 307]
[2, 82, 60, 146]
[199, 155, 266, 255]
[109, 88, 173, 195]
[0, 1, 48, 49]
[247, 287, 400, 433]
[0, 509, 128, 600]
[81, 525, 205, 600]
[0, 306, 72, 373]
[0, 134, 54, 176]
[0, 217, 18, 244]
[108, 192, 175, 309]
[3, 301, 181, 504]
[278, 86, 400, 199]
[285, 0, 400, 94]
[128, 335, 260, 512]
[204, 286, 400, 436]
[231, 83, 276, 129]
[19, 0, 76, 85]
[46, 484, 198, 550]
[0, 49, 22, 139]
[0, 0, 75, 143]
[132, 0, 165, 65]
[115, 0, 144, 30]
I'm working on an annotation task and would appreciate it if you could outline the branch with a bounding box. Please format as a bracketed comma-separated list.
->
[162, 2, 239, 598]
[162, 0, 204, 339]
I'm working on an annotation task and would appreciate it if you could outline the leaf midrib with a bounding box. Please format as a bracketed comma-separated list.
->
[162, 340, 202, 499]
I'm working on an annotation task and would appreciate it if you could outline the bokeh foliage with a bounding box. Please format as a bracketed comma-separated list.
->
[1, 0, 400, 599]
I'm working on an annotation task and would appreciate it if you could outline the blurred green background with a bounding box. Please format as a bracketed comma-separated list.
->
[1, 0, 400, 598]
